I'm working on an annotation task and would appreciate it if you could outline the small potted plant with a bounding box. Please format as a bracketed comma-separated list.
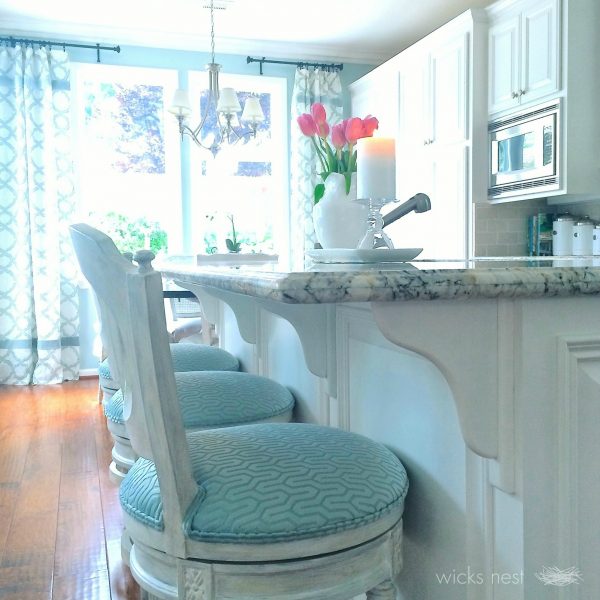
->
[225, 214, 242, 253]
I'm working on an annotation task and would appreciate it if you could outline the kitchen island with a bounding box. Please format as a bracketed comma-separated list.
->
[160, 257, 600, 600]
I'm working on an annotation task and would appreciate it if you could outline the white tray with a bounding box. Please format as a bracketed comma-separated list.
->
[306, 248, 423, 264]
[197, 253, 278, 266]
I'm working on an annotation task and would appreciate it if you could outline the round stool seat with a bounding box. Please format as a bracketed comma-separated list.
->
[99, 342, 240, 393]
[98, 342, 240, 390]
[170, 343, 239, 372]
[105, 371, 295, 429]
[120, 423, 408, 556]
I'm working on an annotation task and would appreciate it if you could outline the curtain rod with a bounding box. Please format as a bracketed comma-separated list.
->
[246, 56, 343, 75]
[0, 36, 120, 63]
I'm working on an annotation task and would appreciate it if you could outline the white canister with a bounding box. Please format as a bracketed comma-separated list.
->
[593, 225, 600, 256]
[572, 220, 594, 256]
[552, 216, 574, 256]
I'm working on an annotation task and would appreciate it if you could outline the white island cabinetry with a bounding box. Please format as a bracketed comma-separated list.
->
[162, 259, 600, 600]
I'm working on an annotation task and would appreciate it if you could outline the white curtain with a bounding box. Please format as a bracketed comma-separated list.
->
[290, 68, 343, 269]
[0, 44, 79, 384]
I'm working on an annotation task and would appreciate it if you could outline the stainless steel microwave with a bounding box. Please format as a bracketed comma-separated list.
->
[489, 100, 560, 199]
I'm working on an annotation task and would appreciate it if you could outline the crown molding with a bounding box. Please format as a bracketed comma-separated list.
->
[0, 17, 388, 65]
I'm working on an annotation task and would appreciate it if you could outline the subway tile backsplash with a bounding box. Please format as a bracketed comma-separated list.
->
[474, 199, 548, 257]
[474, 199, 600, 257]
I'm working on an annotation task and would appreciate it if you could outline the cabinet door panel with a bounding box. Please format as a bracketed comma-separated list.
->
[395, 146, 428, 204]
[489, 16, 521, 113]
[387, 147, 467, 259]
[431, 33, 468, 145]
[521, 0, 558, 101]
[398, 61, 427, 148]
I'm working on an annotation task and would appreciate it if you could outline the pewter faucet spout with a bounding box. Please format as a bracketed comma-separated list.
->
[383, 193, 431, 228]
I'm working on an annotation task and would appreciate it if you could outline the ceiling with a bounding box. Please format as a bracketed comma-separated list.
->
[0, 0, 494, 64]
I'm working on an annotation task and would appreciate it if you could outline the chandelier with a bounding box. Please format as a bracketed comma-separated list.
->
[168, 0, 265, 156]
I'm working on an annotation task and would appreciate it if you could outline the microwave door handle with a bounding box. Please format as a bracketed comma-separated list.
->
[532, 120, 545, 170]
[491, 140, 500, 176]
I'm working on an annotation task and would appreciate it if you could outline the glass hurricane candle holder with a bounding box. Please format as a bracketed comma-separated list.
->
[355, 197, 398, 249]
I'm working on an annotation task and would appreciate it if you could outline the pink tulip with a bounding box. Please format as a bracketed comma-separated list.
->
[344, 117, 365, 143]
[311, 103, 327, 125]
[310, 103, 330, 138]
[331, 123, 347, 149]
[297, 113, 318, 137]
[362, 115, 379, 137]
[316, 120, 330, 138]
[344, 116, 380, 142]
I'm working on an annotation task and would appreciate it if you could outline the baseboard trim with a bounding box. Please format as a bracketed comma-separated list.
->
[79, 368, 99, 378]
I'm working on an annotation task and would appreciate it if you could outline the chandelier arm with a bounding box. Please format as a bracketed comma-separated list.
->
[175, 116, 214, 150]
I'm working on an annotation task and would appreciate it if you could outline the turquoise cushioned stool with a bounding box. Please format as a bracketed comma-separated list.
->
[106, 372, 294, 431]
[98, 357, 119, 401]
[101, 343, 245, 482]
[120, 423, 408, 542]
[70, 223, 410, 600]
[99, 342, 240, 400]
[103, 355, 295, 483]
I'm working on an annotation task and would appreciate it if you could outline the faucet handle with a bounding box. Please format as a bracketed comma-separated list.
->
[382, 193, 431, 228]
[413, 193, 431, 213]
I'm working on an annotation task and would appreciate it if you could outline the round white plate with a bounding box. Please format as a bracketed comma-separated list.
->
[306, 248, 423, 264]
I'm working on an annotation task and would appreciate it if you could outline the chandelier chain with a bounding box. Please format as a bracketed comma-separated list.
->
[210, 0, 216, 64]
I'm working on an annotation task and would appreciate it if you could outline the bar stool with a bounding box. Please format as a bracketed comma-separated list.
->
[70, 222, 408, 600]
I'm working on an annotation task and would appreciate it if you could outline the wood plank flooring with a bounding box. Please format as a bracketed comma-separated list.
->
[0, 379, 140, 600]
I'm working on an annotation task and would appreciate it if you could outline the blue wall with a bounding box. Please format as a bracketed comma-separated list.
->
[69, 43, 374, 371]
[69, 43, 374, 117]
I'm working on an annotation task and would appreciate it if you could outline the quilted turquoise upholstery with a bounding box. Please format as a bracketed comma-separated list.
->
[170, 343, 239, 373]
[120, 423, 409, 542]
[98, 358, 119, 391]
[104, 372, 294, 428]
[99, 343, 239, 386]
[103, 388, 125, 424]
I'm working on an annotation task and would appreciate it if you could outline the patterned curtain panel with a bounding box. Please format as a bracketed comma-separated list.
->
[290, 68, 342, 269]
[0, 45, 79, 384]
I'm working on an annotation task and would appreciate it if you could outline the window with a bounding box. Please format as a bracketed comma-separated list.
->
[72, 65, 288, 261]
[72, 64, 182, 253]
[187, 73, 288, 261]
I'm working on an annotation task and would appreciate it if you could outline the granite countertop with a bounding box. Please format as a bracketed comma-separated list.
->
[158, 256, 600, 304]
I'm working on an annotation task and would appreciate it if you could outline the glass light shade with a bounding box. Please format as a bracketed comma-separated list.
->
[216, 87, 241, 113]
[168, 89, 192, 117]
[241, 96, 265, 122]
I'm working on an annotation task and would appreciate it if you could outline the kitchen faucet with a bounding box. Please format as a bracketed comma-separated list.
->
[382, 193, 431, 228]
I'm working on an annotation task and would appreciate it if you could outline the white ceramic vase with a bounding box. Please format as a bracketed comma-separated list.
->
[312, 172, 368, 249]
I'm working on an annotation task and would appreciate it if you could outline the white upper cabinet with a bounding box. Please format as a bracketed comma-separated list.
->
[429, 33, 468, 146]
[488, 16, 520, 111]
[521, 1, 558, 99]
[488, 0, 559, 114]
[398, 32, 468, 150]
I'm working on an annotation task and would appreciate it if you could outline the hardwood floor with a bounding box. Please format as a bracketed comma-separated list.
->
[0, 379, 140, 600]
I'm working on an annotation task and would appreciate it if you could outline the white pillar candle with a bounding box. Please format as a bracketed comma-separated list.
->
[356, 137, 396, 200]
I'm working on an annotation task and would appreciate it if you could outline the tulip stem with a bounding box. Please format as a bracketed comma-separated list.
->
[310, 137, 328, 173]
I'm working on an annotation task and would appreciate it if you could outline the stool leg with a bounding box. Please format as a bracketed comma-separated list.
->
[366, 580, 396, 599]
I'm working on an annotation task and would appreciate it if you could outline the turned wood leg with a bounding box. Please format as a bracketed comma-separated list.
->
[366, 580, 396, 599]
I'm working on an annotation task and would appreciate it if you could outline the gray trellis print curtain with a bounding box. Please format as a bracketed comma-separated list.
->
[0, 45, 79, 384]
[290, 67, 342, 269]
